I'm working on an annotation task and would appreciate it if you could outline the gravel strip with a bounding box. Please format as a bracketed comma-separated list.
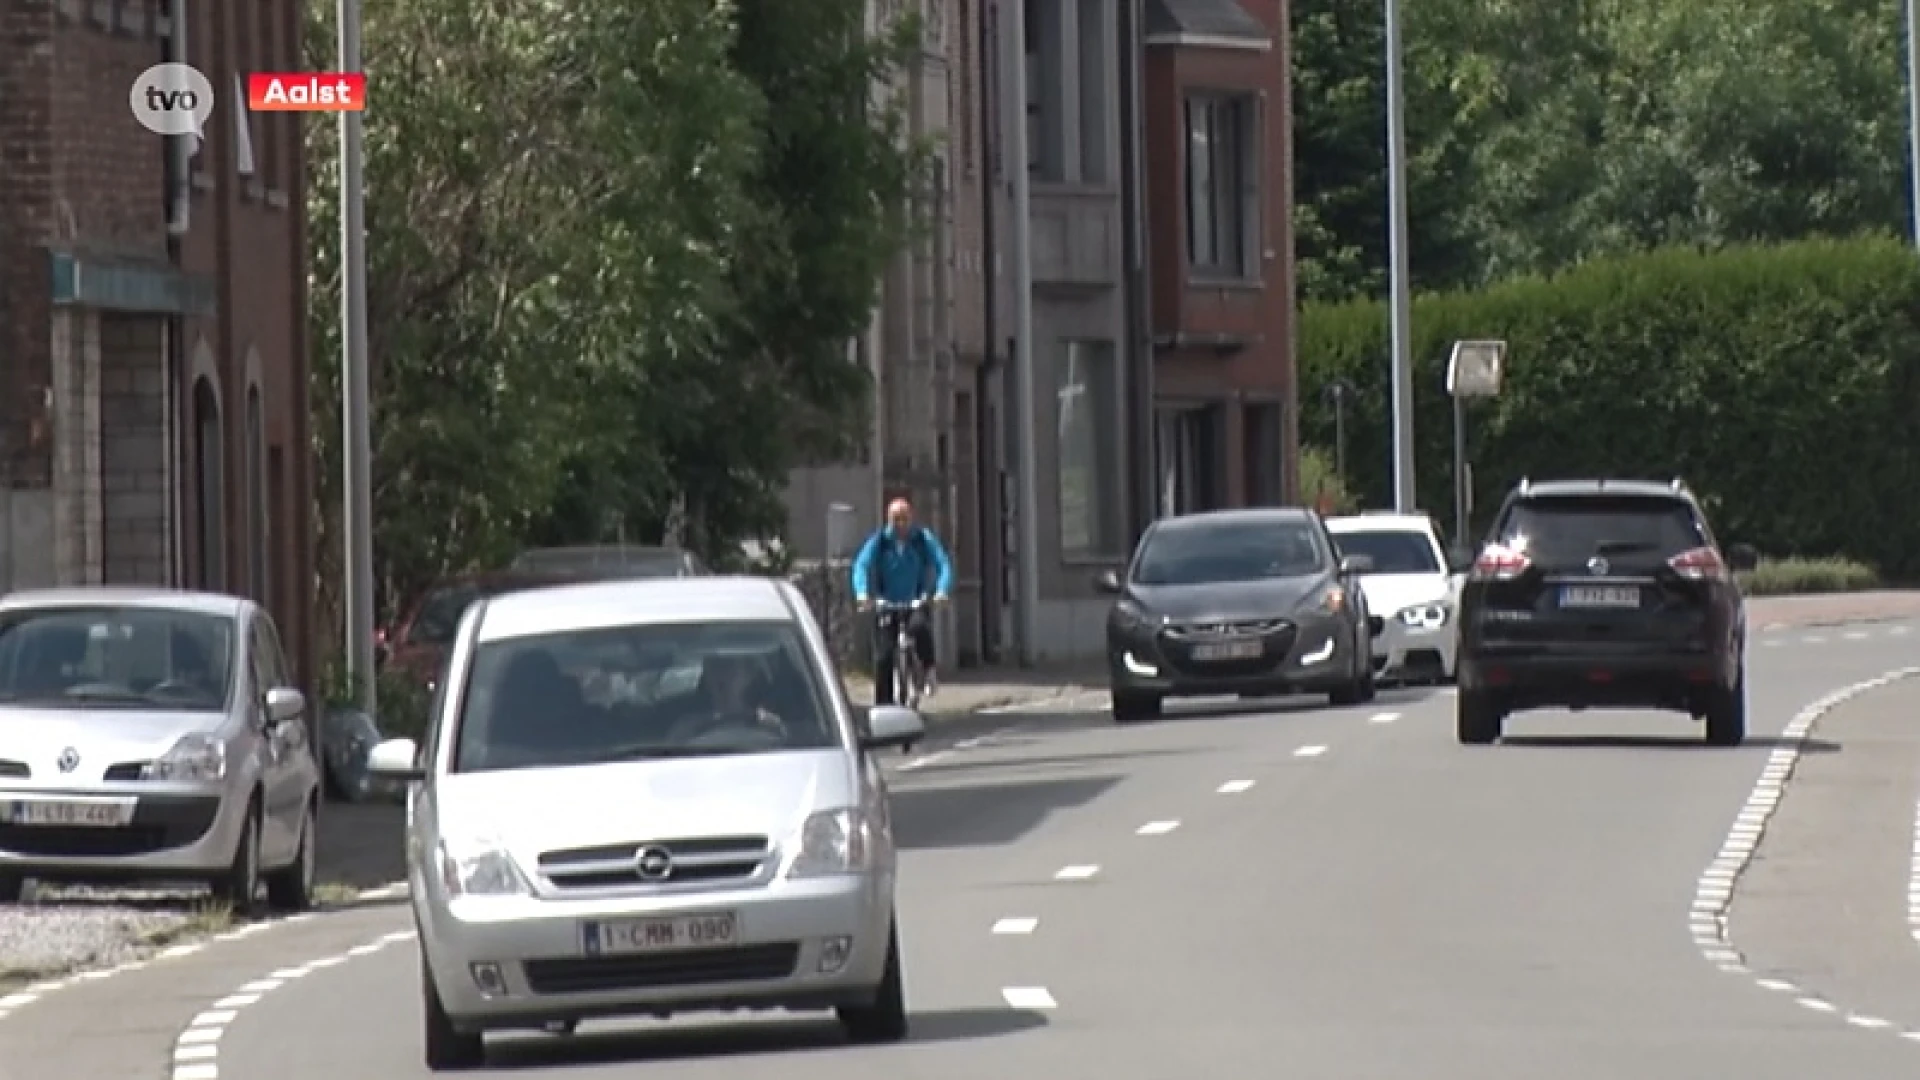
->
[0, 884, 207, 984]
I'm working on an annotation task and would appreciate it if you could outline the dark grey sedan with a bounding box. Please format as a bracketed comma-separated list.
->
[1093, 508, 1382, 722]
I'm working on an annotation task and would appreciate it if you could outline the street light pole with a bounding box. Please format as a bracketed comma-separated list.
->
[1906, 0, 1920, 247]
[338, 0, 377, 714]
[1383, 0, 1416, 511]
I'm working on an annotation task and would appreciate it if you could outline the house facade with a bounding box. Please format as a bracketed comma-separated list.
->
[0, 0, 316, 685]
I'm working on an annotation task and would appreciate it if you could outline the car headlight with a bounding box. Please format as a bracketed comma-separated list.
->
[1303, 584, 1346, 615]
[146, 733, 226, 782]
[437, 835, 531, 897]
[1112, 601, 1152, 632]
[1398, 604, 1449, 628]
[786, 808, 874, 878]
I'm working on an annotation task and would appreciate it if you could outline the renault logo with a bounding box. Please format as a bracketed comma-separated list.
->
[56, 747, 80, 774]
[634, 846, 674, 881]
[1587, 556, 1610, 576]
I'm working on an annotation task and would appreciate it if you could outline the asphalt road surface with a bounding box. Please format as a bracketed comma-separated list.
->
[5, 620, 1920, 1080]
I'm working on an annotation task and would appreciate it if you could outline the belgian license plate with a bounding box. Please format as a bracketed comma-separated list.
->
[1560, 585, 1640, 609]
[581, 912, 738, 956]
[4, 799, 133, 828]
[1192, 641, 1263, 661]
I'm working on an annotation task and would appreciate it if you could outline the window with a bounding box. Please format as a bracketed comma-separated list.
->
[1025, 0, 1063, 180]
[1076, 0, 1108, 183]
[246, 386, 266, 602]
[1244, 402, 1283, 505]
[1055, 340, 1123, 560]
[193, 378, 224, 588]
[1330, 529, 1442, 575]
[1184, 93, 1258, 279]
[1495, 496, 1709, 568]
[1132, 518, 1329, 586]
[957, 0, 975, 178]
[450, 621, 838, 773]
[0, 605, 236, 711]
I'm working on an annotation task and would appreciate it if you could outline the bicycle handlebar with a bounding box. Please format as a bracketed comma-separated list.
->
[871, 597, 930, 613]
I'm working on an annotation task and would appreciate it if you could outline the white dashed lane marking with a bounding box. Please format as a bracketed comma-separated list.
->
[1216, 779, 1254, 794]
[1690, 664, 1920, 1046]
[1135, 820, 1180, 836]
[1000, 987, 1057, 1010]
[1368, 711, 1399, 724]
[992, 917, 1039, 935]
[1292, 744, 1328, 758]
[167, 928, 420, 1080]
[1053, 864, 1100, 881]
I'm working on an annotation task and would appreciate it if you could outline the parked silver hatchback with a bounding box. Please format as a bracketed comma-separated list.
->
[0, 588, 320, 913]
[368, 575, 926, 1071]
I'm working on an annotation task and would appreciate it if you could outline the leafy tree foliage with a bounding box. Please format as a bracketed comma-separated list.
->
[302, 0, 921, 630]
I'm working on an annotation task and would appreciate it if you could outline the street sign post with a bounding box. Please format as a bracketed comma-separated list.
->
[1446, 340, 1507, 543]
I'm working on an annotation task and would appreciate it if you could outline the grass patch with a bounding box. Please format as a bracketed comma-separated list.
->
[1737, 556, 1880, 596]
[0, 898, 233, 990]
[314, 882, 363, 907]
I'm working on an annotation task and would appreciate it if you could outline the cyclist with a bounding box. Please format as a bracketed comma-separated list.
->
[851, 497, 954, 706]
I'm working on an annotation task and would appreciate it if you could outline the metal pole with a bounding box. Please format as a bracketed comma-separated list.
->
[338, 0, 377, 714]
[1383, 0, 1416, 511]
[1118, 0, 1154, 545]
[1005, 0, 1041, 667]
[1906, 0, 1920, 247]
[1451, 393, 1468, 544]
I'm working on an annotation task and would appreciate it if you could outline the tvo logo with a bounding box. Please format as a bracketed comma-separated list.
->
[129, 63, 214, 140]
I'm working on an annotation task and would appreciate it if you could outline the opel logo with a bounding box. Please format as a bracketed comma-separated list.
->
[56, 747, 80, 774]
[1587, 556, 1610, 576]
[634, 845, 674, 881]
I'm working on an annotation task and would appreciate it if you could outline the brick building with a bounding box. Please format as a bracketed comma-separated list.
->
[0, 0, 315, 684]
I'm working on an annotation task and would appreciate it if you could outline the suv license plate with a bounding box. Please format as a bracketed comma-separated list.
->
[1560, 586, 1640, 609]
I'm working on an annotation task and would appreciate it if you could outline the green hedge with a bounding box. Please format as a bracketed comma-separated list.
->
[1737, 556, 1880, 596]
[1298, 236, 1920, 578]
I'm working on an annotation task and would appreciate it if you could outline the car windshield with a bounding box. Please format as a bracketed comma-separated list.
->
[406, 584, 486, 646]
[1131, 520, 1327, 586]
[0, 606, 234, 710]
[1332, 529, 1440, 574]
[451, 620, 838, 773]
[510, 548, 694, 577]
[1497, 496, 1708, 565]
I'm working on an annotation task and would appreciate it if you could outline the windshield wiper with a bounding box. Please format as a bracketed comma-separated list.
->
[592, 744, 743, 762]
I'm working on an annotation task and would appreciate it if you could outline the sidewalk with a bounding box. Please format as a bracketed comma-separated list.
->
[840, 661, 1099, 717]
[1748, 590, 1920, 628]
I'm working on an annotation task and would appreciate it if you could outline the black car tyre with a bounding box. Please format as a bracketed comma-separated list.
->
[1328, 633, 1376, 706]
[0, 872, 23, 905]
[265, 797, 316, 912]
[1456, 690, 1503, 745]
[1703, 669, 1747, 747]
[1112, 690, 1162, 724]
[838, 918, 909, 1043]
[423, 953, 486, 1070]
[214, 799, 263, 917]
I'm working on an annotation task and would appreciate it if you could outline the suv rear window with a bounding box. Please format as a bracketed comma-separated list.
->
[1495, 495, 1710, 565]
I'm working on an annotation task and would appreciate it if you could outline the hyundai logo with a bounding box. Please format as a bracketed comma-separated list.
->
[56, 747, 80, 774]
[1587, 556, 1610, 576]
[634, 845, 674, 881]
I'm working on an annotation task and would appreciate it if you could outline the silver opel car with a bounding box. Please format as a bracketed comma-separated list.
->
[368, 575, 926, 1070]
[0, 588, 320, 913]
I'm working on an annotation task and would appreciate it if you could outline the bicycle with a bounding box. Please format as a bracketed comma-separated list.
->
[872, 597, 931, 711]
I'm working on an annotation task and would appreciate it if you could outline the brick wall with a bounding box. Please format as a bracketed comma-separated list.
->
[0, 0, 57, 488]
[49, 309, 102, 584]
[100, 314, 170, 583]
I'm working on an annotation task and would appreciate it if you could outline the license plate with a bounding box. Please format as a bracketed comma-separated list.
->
[1560, 586, 1640, 609]
[4, 799, 133, 828]
[581, 912, 738, 956]
[1192, 641, 1263, 661]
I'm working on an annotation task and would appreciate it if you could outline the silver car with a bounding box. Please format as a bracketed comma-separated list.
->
[0, 588, 320, 913]
[368, 575, 926, 1070]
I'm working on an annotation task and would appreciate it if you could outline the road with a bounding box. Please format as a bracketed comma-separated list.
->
[4, 620, 1920, 1079]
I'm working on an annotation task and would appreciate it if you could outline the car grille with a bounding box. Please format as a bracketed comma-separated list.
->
[0, 760, 27, 779]
[102, 763, 148, 782]
[522, 943, 800, 994]
[1156, 620, 1297, 678]
[1, 824, 168, 857]
[537, 835, 772, 891]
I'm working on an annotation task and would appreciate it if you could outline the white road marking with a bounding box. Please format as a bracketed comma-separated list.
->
[1690, 664, 1920, 1042]
[1216, 779, 1254, 794]
[1136, 820, 1180, 836]
[1368, 711, 1399, 724]
[992, 917, 1039, 935]
[1843, 630, 1869, 640]
[0, 993, 37, 1008]
[1054, 864, 1100, 880]
[1292, 744, 1328, 758]
[897, 750, 953, 772]
[1894, 626, 1912, 636]
[166, 929, 422, 1080]
[1762, 639, 1783, 648]
[1000, 986, 1058, 1010]
[1803, 635, 1828, 644]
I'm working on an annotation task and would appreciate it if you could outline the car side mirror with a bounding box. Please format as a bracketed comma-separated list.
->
[264, 687, 306, 725]
[861, 705, 926, 751]
[1447, 546, 1475, 573]
[1339, 554, 1375, 575]
[1092, 568, 1122, 594]
[367, 737, 425, 782]
[1726, 543, 1760, 572]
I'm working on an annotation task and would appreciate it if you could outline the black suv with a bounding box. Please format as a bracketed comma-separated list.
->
[1454, 478, 1759, 746]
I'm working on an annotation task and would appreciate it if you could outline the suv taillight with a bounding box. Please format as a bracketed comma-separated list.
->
[1668, 545, 1727, 580]
[1471, 543, 1532, 580]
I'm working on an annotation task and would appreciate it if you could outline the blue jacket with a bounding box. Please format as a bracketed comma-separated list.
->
[851, 525, 954, 604]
